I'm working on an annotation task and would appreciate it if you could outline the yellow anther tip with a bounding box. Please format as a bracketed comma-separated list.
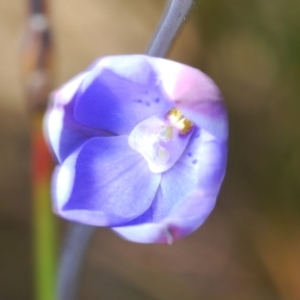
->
[167, 108, 193, 135]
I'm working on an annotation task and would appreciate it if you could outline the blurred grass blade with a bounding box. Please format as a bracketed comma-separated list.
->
[20, 0, 56, 299]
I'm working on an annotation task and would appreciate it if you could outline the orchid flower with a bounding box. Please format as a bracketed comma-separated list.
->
[44, 54, 228, 244]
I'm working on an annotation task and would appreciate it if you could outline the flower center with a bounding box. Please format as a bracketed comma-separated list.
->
[128, 108, 194, 173]
[167, 108, 194, 135]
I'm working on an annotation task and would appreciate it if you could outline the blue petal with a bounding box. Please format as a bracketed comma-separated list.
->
[44, 73, 110, 163]
[73, 56, 172, 135]
[113, 129, 227, 243]
[52, 136, 161, 226]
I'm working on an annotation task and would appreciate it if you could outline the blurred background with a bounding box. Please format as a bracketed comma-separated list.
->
[1, 0, 300, 299]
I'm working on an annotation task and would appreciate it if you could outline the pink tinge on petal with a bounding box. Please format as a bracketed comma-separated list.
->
[145, 56, 228, 142]
[113, 188, 219, 244]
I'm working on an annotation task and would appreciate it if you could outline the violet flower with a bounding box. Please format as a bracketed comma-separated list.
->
[44, 55, 228, 244]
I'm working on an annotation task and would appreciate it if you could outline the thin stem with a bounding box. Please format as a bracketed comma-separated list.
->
[56, 1, 196, 299]
[57, 223, 95, 300]
[147, 0, 195, 57]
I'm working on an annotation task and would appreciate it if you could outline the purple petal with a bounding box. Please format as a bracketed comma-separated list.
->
[44, 55, 228, 243]
[112, 190, 218, 244]
[143, 56, 228, 141]
[44, 72, 110, 163]
[52, 136, 161, 226]
[73, 55, 172, 135]
[113, 129, 227, 243]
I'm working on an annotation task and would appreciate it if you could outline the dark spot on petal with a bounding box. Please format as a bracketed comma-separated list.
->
[194, 133, 200, 138]
[192, 159, 198, 164]
[145, 101, 150, 107]
[154, 97, 160, 103]
[135, 99, 143, 103]
[187, 152, 192, 157]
